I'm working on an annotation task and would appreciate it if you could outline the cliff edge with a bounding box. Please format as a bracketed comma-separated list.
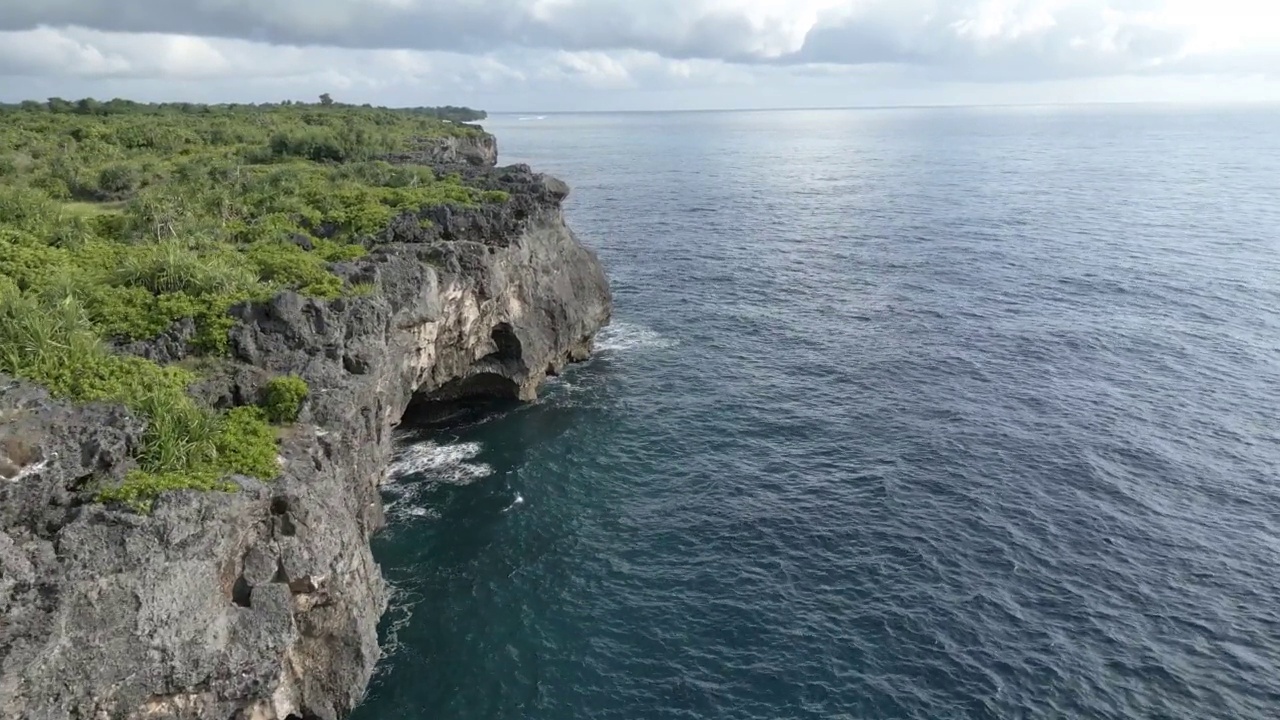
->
[0, 136, 611, 719]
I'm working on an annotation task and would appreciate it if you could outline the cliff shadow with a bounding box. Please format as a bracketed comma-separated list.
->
[401, 372, 523, 430]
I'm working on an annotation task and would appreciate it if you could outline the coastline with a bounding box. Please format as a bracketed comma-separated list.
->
[0, 126, 612, 719]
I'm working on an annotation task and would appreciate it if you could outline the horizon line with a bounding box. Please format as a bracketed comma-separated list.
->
[488, 98, 1280, 116]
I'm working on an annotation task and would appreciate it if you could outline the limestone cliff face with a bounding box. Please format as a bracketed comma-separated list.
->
[0, 151, 611, 719]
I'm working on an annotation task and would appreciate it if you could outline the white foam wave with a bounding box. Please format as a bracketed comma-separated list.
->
[594, 322, 677, 352]
[382, 440, 492, 523]
[373, 580, 423, 675]
[543, 375, 585, 394]
[383, 494, 442, 525]
[386, 441, 492, 485]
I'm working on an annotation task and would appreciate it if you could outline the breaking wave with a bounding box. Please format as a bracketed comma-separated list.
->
[387, 441, 492, 485]
[594, 321, 677, 352]
[382, 441, 492, 523]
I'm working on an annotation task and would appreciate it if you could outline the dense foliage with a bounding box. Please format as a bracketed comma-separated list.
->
[0, 99, 498, 509]
[0, 96, 486, 122]
[263, 375, 309, 424]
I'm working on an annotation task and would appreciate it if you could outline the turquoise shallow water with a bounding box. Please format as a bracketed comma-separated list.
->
[353, 106, 1280, 720]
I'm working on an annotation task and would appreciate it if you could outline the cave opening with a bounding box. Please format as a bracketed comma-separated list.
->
[483, 322, 523, 365]
[402, 372, 522, 429]
[400, 323, 528, 429]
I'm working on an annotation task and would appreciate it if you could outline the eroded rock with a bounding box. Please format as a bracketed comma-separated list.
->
[0, 142, 611, 719]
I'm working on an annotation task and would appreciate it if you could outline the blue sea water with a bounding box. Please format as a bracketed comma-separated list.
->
[352, 105, 1280, 720]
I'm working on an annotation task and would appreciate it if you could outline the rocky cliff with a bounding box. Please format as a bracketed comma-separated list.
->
[0, 137, 611, 719]
[383, 130, 498, 167]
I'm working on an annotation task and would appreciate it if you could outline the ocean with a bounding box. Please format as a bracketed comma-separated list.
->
[352, 105, 1280, 720]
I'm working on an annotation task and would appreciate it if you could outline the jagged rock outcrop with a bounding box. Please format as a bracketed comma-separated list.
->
[0, 147, 611, 719]
[382, 131, 498, 167]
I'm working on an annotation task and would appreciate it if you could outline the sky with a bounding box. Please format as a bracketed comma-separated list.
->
[0, 0, 1278, 111]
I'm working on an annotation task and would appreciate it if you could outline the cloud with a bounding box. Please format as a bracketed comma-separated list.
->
[0, 1, 1278, 109]
[0, 26, 134, 77]
[780, 0, 1198, 80]
[0, 1, 849, 60]
[2, 0, 1275, 75]
[0, 24, 749, 109]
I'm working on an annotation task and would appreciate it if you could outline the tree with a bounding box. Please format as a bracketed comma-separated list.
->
[319, 93, 334, 107]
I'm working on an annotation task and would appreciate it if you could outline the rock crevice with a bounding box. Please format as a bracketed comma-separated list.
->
[0, 142, 611, 719]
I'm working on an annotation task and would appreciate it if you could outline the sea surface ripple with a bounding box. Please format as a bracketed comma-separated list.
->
[354, 106, 1280, 720]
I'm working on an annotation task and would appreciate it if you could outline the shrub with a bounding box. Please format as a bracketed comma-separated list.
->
[114, 240, 258, 296]
[96, 405, 280, 513]
[0, 186, 58, 234]
[49, 216, 95, 249]
[314, 238, 368, 262]
[31, 174, 72, 200]
[91, 212, 130, 242]
[98, 470, 235, 513]
[126, 191, 200, 240]
[0, 291, 100, 393]
[0, 231, 66, 291]
[190, 301, 244, 355]
[228, 212, 298, 245]
[81, 283, 173, 340]
[96, 162, 143, 198]
[347, 281, 377, 297]
[269, 128, 345, 163]
[215, 406, 279, 477]
[131, 381, 220, 473]
[247, 241, 343, 299]
[262, 375, 308, 424]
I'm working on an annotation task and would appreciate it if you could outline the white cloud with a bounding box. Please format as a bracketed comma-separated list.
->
[0, 1, 1277, 107]
[0, 26, 133, 76]
[2, 0, 1275, 69]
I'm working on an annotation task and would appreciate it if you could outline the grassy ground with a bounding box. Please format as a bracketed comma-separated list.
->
[61, 200, 126, 217]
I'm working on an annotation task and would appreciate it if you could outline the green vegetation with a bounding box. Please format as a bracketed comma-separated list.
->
[263, 375, 309, 424]
[400, 105, 488, 122]
[0, 286, 275, 511]
[0, 100, 504, 350]
[0, 98, 499, 510]
[215, 406, 281, 480]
